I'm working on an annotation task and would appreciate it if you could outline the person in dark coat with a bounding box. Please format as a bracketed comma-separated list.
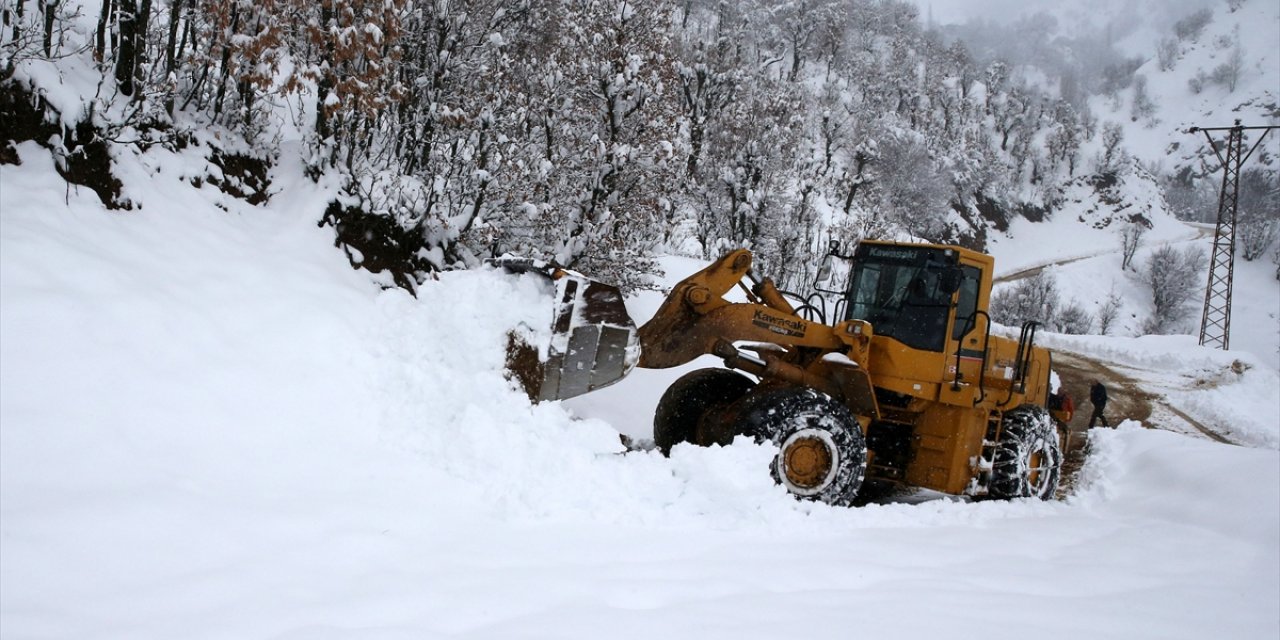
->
[1088, 380, 1110, 428]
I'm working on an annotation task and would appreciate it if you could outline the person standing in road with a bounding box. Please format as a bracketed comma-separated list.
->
[1088, 380, 1110, 428]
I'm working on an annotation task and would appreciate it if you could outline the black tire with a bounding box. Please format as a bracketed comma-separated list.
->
[653, 368, 756, 454]
[734, 387, 867, 507]
[989, 405, 1063, 500]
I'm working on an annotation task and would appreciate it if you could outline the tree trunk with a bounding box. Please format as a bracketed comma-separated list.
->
[686, 120, 703, 176]
[114, 0, 136, 96]
[789, 41, 801, 82]
[212, 3, 239, 119]
[133, 0, 150, 101]
[314, 2, 334, 143]
[42, 0, 60, 56]
[9, 0, 24, 51]
[163, 0, 184, 116]
[175, 8, 189, 63]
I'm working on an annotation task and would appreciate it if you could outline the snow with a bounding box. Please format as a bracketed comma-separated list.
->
[4, 139, 1279, 639]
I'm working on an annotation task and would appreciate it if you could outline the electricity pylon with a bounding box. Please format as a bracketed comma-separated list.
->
[1186, 121, 1275, 350]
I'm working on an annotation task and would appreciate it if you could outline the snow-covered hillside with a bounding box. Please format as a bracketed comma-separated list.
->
[987, 174, 1280, 367]
[1108, 0, 1280, 171]
[919, 0, 1280, 174]
[4, 134, 1279, 638]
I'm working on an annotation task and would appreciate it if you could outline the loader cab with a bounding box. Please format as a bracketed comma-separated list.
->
[843, 243, 964, 353]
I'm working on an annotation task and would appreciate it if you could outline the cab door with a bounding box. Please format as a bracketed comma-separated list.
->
[940, 262, 988, 405]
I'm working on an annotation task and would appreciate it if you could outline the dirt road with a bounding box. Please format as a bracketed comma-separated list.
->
[1051, 348, 1235, 496]
[993, 226, 1214, 286]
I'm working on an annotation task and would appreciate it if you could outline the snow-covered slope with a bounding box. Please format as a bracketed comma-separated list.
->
[920, 0, 1279, 172]
[3, 137, 1279, 638]
[1114, 0, 1280, 174]
[986, 163, 1280, 367]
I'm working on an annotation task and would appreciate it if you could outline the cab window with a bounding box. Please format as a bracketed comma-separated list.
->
[845, 247, 956, 352]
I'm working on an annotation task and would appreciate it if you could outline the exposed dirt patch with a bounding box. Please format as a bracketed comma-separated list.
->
[204, 149, 271, 205]
[0, 81, 44, 165]
[59, 118, 129, 210]
[0, 80, 129, 209]
[505, 332, 546, 403]
[318, 200, 435, 292]
[1054, 352, 1154, 430]
[971, 193, 1011, 232]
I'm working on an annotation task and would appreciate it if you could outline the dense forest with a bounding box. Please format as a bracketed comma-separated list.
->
[2, 0, 1275, 294]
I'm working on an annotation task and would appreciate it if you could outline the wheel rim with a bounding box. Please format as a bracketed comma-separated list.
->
[778, 428, 839, 496]
[1028, 449, 1044, 487]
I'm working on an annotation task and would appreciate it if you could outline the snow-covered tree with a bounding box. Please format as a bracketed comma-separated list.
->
[511, 0, 680, 290]
[1156, 36, 1179, 72]
[1120, 221, 1148, 271]
[1211, 41, 1245, 92]
[1238, 168, 1280, 262]
[1056, 300, 1093, 335]
[991, 271, 1060, 327]
[1045, 101, 1082, 177]
[1130, 75, 1156, 125]
[875, 131, 949, 239]
[1096, 285, 1123, 335]
[1097, 122, 1127, 175]
[1174, 8, 1213, 41]
[1142, 244, 1207, 334]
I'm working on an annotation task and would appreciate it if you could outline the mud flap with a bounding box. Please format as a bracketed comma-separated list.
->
[496, 259, 640, 402]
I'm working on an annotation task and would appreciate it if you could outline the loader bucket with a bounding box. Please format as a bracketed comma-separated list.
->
[496, 259, 640, 402]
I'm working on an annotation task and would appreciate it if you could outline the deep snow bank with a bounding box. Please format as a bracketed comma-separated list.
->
[3, 140, 1278, 639]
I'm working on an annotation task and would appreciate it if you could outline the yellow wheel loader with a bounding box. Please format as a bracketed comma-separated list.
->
[502, 241, 1063, 506]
